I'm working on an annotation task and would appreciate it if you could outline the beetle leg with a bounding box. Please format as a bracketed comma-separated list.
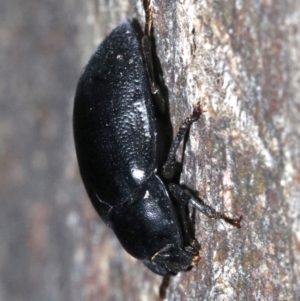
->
[168, 182, 201, 246]
[169, 183, 242, 228]
[173, 191, 192, 244]
[143, 0, 152, 37]
[142, 0, 165, 113]
[162, 102, 203, 179]
[159, 274, 172, 299]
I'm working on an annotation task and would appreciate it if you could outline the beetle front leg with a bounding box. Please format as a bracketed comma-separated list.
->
[162, 102, 203, 180]
[169, 183, 242, 228]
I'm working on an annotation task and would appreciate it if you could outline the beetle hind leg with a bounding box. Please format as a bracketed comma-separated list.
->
[169, 183, 242, 228]
[142, 0, 166, 113]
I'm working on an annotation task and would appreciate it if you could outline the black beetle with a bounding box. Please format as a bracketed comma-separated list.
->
[73, 0, 242, 276]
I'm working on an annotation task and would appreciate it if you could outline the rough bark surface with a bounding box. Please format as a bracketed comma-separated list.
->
[1, 0, 300, 301]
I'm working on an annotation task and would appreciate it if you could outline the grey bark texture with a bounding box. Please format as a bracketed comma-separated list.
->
[1, 0, 300, 300]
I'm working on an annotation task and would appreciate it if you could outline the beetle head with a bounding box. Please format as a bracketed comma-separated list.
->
[150, 244, 200, 275]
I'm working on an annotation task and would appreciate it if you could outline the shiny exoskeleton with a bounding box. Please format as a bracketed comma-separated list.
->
[73, 0, 242, 276]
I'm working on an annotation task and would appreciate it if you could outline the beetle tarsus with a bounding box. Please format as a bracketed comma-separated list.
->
[183, 101, 203, 126]
[223, 214, 243, 228]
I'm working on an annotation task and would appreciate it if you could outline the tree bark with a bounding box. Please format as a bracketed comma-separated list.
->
[1, 0, 300, 300]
